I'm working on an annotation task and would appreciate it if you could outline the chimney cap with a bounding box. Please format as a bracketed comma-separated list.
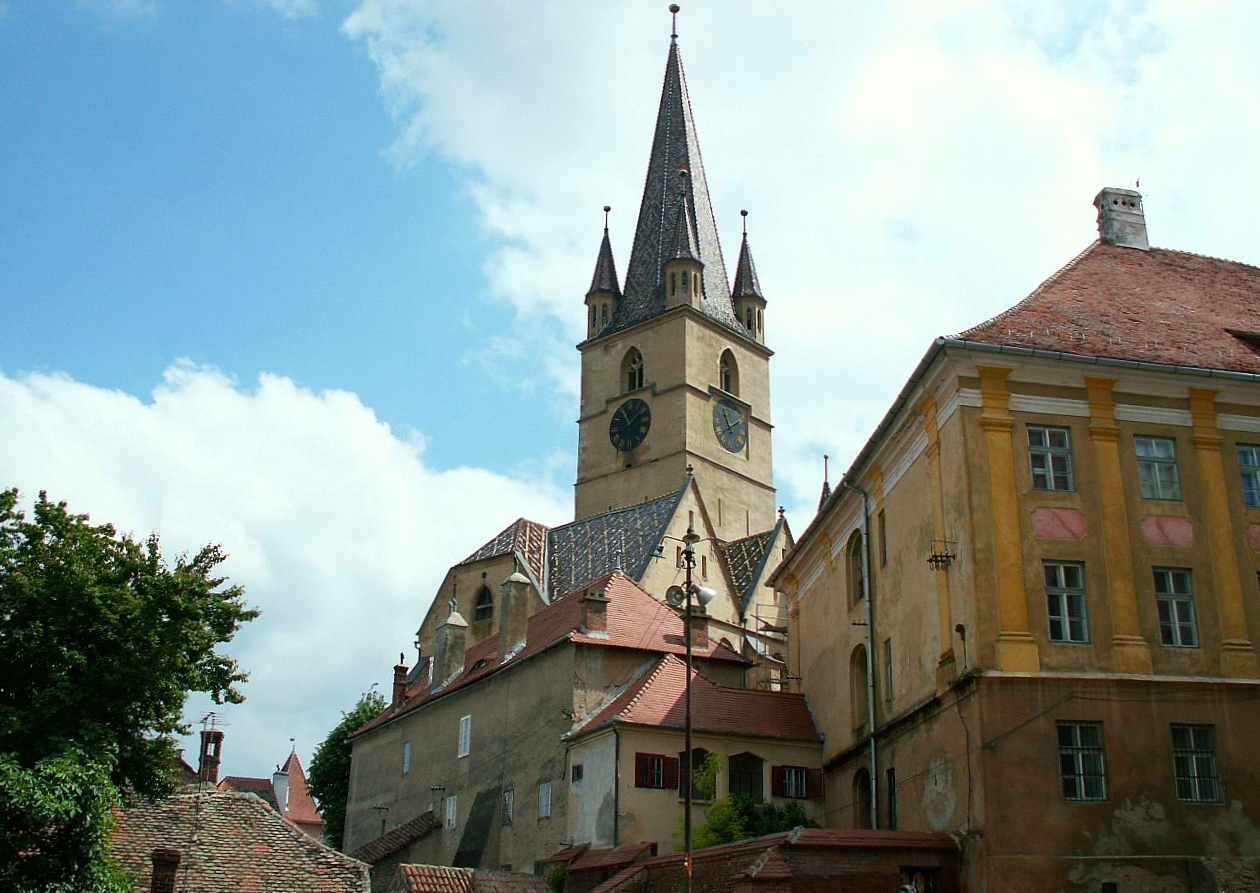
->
[1094, 186, 1149, 250]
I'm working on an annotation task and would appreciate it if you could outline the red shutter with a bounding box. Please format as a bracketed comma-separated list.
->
[677, 751, 689, 797]
[770, 765, 784, 798]
[634, 753, 649, 788]
[663, 756, 680, 790]
[806, 768, 824, 799]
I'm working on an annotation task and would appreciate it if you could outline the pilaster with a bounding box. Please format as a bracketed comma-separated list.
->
[918, 394, 957, 689]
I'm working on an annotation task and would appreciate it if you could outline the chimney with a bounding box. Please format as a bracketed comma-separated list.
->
[150, 848, 181, 893]
[497, 571, 532, 664]
[432, 600, 469, 687]
[580, 588, 610, 634]
[198, 729, 224, 785]
[1094, 187, 1148, 250]
[392, 653, 409, 707]
[272, 762, 289, 816]
[687, 605, 709, 651]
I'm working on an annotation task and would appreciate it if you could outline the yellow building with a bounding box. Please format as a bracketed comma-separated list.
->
[773, 188, 1260, 892]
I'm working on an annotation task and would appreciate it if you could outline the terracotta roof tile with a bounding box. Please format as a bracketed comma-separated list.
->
[459, 519, 549, 588]
[350, 811, 439, 864]
[572, 654, 820, 742]
[280, 750, 323, 829]
[111, 790, 369, 893]
[399, 865, 551, 893]
[959, 241, 1260, 373]
[569, 842, 657, 871]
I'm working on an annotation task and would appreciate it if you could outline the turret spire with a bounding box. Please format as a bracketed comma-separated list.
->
[588, 205, 621, 297]
[731, 210, 763, 299]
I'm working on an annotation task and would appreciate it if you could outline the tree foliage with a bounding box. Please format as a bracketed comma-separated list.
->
[682, 753, 816, 849]
[308, 688, 386, 851]
[0, 488, 257, 890]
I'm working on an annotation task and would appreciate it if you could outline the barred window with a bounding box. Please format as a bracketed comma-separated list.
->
[1154, 568, 1198, 648]
[1172, 725, 1220, 803]
[1045, 561, 1089, 643]
[1028, 426, 1074, 491]
[1058, 723, 1106, 801]
[1136, 436, 1182, 500]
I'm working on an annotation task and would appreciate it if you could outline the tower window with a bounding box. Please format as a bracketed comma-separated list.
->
[474, 586, 493, 623]
[601, 303, 609, 325]
[746, 308, 753, 330]
[623, 348, 645, 392]
[681, 271, 689, 295]
[719, 350, 739, 395]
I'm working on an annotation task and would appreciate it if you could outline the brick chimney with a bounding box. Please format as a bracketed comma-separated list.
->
[392, 653, 409, 707]
[432, 601, 468, 688]
[150, 848, 181, 893]
[198, 729, 224, 785]
[1094, 187, 1148, 250]
[580, 588, 610, 634]
[497, 571, 532, 664]
[687, 605, 709, 651]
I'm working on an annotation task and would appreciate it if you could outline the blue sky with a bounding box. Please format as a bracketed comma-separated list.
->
[4, 0, 1260, 780]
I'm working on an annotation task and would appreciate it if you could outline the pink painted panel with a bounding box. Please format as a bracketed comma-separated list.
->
[1247, 523, 1260, 552]
[1030, 507, 1088, 541]
[1141, 515, 1194, 548]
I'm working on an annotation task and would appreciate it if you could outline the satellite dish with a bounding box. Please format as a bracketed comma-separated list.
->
[665, 586, 686, 608]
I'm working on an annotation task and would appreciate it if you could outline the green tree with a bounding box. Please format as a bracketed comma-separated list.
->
[308, 688, 386, 850]
[0, 488, 257, 891]
[682, 752, 817, 849]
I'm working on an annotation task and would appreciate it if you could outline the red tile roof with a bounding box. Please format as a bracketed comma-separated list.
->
[356, 573, 747, 737]
[399, 864, 551, 893]
[569, 842, 657, 871]
[281, 750, 323, 829]
[111, 790, 369, 893]
[572, 653, 820, 742]
[350, 811, 440, 864]
[959, 241, 1260, 373]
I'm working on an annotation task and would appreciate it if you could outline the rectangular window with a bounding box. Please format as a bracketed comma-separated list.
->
[1028, 425, 1075, 491]
[771, 765, 822, 799]
[445, 795, 458, 830]
[402, 740, 412, 775]
[1057, 722, 1106, 801]
[878, 510, 887, 567]
[886, 767, 898, 830]
[1136, 435, 1182, 500]
[458, 714, 471, 758]
[1154, 568, 1198, 647]
[1172, 725, 1220, 803]
[883, 638, 893, 701]
[501, 788, 514, 826]
[634, 753, 679, 789]
[538, 780, 552, 819]
[1044, 561, 1089, 643]
[1240, 446, 1260, 507]
[781, 766, 807, 799]
[571, 763, 584, 783]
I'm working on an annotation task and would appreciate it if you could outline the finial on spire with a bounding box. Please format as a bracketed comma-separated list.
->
[819, 454, 832, 511]
[669, 4, 679, 39]
[603, 205, 611, 230]
[740, 209, 748, 235]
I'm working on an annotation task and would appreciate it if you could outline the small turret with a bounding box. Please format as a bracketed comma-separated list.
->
[585, 206, 621, 338]
[663, 172, 704, 310]
[731, 210, 766, 343]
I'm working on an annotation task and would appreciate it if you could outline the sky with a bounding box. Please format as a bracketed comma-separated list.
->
[4, 0, 1260, 781]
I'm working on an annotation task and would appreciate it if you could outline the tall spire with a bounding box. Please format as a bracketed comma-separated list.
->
[731, 211, 763, 299]
[588, 205, 621, 297]
[608, 9, 738, 335]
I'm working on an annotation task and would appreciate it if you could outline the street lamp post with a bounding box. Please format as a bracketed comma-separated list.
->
[680, 524, 700, 893]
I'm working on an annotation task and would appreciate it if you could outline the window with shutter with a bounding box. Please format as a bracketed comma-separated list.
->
[634, 753, 678, 789]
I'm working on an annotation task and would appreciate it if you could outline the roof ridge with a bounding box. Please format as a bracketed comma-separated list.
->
[1152, 245, 1260, 274]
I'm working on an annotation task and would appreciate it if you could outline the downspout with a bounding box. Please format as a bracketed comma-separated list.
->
[842, 480, 878, 830]
[613, 727, 620, 847]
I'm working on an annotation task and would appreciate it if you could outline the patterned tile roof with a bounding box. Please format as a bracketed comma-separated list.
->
[588, 224, 622, 297]
[730, 231, 764, 300]
[355, 574, 748, 738]
[720, 516, 789, 613]
[572, 653, 820, 742]
[111, 790, 369, 893]
[349, 811, 439, 865]
[458, 518, 549, 586]
[602, 36, 741, 338]
[399, 865, 550, 893]
[546, 487, 684, 598]
[958, 241, 1260, 373]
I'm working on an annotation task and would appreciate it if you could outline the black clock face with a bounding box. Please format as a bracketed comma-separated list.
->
[609, 398, 651, 451]
[713, 397, 748, 452]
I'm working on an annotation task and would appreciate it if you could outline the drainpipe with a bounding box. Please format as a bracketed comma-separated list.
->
[842, 480, 878, 830]
[613, 728, 620, 847]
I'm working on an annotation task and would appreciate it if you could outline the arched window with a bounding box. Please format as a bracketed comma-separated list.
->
[850, 644, 869, 734]
[719, 350, 739, 395]
[601, 303, 609, 325]
[474, 586, 493, 623]
[757, 309, 763, 335]
[728, 752, 764, 803]
[853, 768, 873, 829]
[623, 348, 644, 392]
[745, 308, 753, 331]
[847, 531, 866, 603]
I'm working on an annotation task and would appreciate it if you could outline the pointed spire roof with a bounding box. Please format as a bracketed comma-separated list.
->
[731, 212, 764, 299]
[668, 182, 700, 262]
[588, 205, 622, 297]
[606, 27, 740, 335]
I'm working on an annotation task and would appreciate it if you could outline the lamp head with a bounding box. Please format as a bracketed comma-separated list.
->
[692, 585, 717, 607]
[683, 526, 700, 546]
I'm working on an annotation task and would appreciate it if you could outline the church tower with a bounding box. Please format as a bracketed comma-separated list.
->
[574, 14, 776, 542]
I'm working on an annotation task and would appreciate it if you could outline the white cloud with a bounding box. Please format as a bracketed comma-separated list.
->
[0, 364, 569, 776]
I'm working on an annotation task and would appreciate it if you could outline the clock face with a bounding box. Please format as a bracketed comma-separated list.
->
[713, 397, 748, 452]
[609, 398, 652, 451]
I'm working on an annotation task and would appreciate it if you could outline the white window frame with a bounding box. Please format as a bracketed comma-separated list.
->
[445, 795, 458, 829]
[1044, 561, 1089, 643]
[1028, 425, 1075, 491]
[1239, 445, 1260, 507]
[402, 740, 411, 775]
[458, 714, 471, 758]
[1154, 568, 1198, 647]
[1136, 435, 1182, 500]
[782, 766, 807, 799]
[1057, 722, 1106, 801]
[538, 780, 552, 819]
[501, 788, 514, 826]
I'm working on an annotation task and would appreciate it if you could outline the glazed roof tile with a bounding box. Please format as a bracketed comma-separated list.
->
[573, 653, 820, 742]
[399, 865, 550, 893]
[958, 241, 1260, 373]
[459, 518, 549, 587]
[355, 574, 747, 737]
[607, 36, 740, 337]
[720, 517, 788, 613]
[730, 232, 764, 300]
[350, 811, 439, 865]
[588, 226, 622, 297]
[111, 790, 369, 893]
